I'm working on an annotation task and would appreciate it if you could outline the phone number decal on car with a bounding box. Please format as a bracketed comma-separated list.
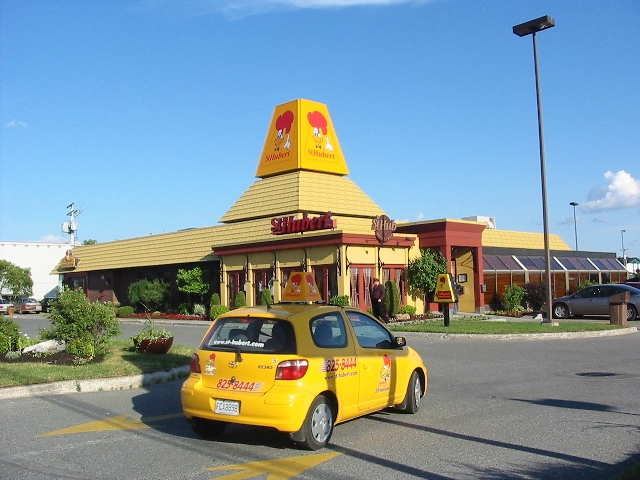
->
[216, 379, 264, 392]
[320, 357, 357, 373]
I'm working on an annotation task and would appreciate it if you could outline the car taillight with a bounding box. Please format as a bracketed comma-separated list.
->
[190, 353, 201, 373]
[275, 359, 308, 380]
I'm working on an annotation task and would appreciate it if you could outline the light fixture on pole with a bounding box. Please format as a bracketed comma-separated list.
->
[570, 202, 578, 251]
[621, 229, 627, 267]
[513, 15, 556, 324]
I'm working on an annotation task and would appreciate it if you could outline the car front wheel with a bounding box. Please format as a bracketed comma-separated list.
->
[553, 303, 569, 319]
[627, 305, 638, 322]
[296, 395, 334, 450]
[396, 370, 422, 414]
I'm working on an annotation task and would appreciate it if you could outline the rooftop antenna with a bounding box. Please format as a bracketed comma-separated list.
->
[61, 202, 82, 246]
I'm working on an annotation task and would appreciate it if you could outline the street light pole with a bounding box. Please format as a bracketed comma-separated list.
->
[621, 229, 627, 267]
[513, 15, 556, 324]
[570, 202, 578, 251]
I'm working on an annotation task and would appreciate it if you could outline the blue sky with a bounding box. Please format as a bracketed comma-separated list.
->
[1, 0, 638, 259]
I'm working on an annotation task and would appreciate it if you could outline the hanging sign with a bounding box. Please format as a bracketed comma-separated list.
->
[371, 215, 396, 243]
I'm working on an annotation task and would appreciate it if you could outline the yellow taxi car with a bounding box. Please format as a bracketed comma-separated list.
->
[181, 273, 428, 450]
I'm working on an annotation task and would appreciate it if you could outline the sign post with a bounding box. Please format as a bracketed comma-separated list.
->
[433, 274, 459, 327]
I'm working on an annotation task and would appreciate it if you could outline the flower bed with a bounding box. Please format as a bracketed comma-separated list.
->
[128, 313, 208, 321]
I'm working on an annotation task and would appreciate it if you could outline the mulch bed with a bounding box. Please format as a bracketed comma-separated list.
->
[0, 351, 103, 365]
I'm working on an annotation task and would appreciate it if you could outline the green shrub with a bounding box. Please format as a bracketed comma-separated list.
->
[128, 279, 169, 312]
[577, 280, 597, 291]
[66, 338, 95, 357]
[524, 282, 546, 311]
[0, 332, 11, 354]
[384, 280, 401, 317]
[0, 316, 20, 351]
[116, 305, 135, 317]
[502, 285, 525, 311]
[260, 289, 273, 305]
[193, 303, 206, 316]
[40, 287, 121, 356]
[234, 291, 246, 308]
[210, 305, 230, 320]
[399, 304, 417, 315]
[178, 303, 189, 314]
[211, 293, 221, 306]
[330, 295, 350, 307]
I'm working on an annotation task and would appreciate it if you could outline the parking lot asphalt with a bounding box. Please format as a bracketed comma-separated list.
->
[1, 313, 638, 400]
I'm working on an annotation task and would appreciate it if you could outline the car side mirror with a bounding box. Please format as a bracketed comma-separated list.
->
[394, 336, 406, 348]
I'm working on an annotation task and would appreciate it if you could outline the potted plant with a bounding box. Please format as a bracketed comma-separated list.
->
[131, 316, 173, 354]
[128, 279, 173, 354]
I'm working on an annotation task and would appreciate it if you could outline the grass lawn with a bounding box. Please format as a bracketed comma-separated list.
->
[0, 339, 193, 388]
[389, 317, 625, 335]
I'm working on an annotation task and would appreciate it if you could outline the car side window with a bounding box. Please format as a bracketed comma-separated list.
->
[575, 287, 598, 299]
[345, 311, 394, 349]
[310, 314, 348, 348]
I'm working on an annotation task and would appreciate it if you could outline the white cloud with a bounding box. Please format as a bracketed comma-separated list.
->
[415, 212, 425, 221]
[6, 120, 27, 128]
[581, 170, 640, 212]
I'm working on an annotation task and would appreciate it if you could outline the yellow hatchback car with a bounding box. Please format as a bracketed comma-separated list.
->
[181, 284, 427, 450]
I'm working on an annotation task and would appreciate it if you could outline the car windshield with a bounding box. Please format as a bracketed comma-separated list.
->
[201, 317, 296, 354]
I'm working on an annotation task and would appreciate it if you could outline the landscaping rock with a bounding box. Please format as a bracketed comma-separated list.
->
[23, 339, 66, 354]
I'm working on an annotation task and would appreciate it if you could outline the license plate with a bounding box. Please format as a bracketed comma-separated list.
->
[215, 399, 240, 416]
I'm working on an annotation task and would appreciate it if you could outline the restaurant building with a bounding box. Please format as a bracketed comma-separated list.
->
[52, 99, 627, 314]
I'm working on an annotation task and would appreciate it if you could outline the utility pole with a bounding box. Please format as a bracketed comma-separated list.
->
[62, 203, 81, 246]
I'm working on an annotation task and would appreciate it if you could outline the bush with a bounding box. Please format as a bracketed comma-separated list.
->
[524, 282, 546, 311]
[193, 303, 206, 316]
[234, 291, 246, 308]
[66, 338, 95, 357]
[211, 293, 221, 306]
[330, 295, 350, 307]
[260, 289, 273, 305]
[41, 287, 121, 356]
[128, 279, 169, 312]
[399, 304, 417, 315]
[116, 305, 135, 317]
[0, 316, 20, 351]
[0, 332, 11, 354]
[577, 280, 597, 291]
[384, 281, 401, 317]
[210, 305, 230, 320]
[502, 285, 525, 311]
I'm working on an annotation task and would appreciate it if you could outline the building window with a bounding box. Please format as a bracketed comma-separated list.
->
[254, 269, 272, 305]
[349, 267, 373, 309]
[228, 271, 245, 307]
[313, 265, 338, 303]
[382, 267, 406, 304]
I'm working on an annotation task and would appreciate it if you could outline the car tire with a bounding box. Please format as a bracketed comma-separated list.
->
[296, 395, 334, 450]
[553, 303, 569, 319]
[191, 418, 227, 439]
[396, 371, 422, 414]
[627, 305, 637, 322]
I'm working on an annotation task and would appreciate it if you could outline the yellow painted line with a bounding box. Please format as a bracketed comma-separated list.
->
[38, 413, 183, 437]
[206, 452, 341, 479]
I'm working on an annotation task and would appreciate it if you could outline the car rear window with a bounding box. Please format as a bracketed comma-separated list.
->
[201, 317, 296, 354]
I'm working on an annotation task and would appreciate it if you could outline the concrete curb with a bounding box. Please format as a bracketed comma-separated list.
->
[0, 365, 191, 400]
[402, 326, 639, 340]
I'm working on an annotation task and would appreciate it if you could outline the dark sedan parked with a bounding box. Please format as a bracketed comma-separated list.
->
[553, 284, 640, 321]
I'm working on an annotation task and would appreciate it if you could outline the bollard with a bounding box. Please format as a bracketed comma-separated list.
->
[608, 291, 630, 326]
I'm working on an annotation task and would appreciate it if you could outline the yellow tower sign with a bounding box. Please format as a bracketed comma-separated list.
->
[255, 99, 350, 178]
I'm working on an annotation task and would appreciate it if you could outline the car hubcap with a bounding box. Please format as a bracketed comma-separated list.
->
[414, 378, 422, 408]
[311, 404, 332, 442]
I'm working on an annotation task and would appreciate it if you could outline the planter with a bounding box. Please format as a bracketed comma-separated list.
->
[133, 337, 174, 354]
[7, 307, 15, 316]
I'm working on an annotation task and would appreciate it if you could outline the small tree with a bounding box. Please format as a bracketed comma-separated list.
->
[128, 279, 169, 312]
[0, 260, 33, 298]
[260, 289, 273, 305]
[406, 249, 448, 308]
[524, 282, 546, 311]
[384, 280, 401, 318]
[502, 285, 525, 311]
[82, 239, 98, 245]
[234, 291, 246, 308]
[177, 267, 209, 307]
[41, 287, 121, 356]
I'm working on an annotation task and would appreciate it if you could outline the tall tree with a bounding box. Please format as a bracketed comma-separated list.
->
[0, 260, 34, 297]
[406, 249, 448, 307]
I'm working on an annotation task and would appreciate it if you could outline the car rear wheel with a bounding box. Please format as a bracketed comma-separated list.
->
[296, 395, 334, 450]
[396, 371, 422, 414]
[627, 305, 638, 322]
[553, 303, 569, 319]
[191, 418, 227, 439]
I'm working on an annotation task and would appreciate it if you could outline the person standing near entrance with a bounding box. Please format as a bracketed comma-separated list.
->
[371, 278, 388, 323]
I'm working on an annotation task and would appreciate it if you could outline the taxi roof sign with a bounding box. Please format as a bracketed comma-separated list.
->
[434, 273, 457, 303]
[281, 271, 323, 302]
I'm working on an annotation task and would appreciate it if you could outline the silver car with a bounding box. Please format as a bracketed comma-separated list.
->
[0, 299, 14, 314]
[552, 284, 640, 321]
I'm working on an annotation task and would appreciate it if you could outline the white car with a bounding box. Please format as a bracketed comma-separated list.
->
[0, 299, 15, 314]
[15, 297, 42, 314]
